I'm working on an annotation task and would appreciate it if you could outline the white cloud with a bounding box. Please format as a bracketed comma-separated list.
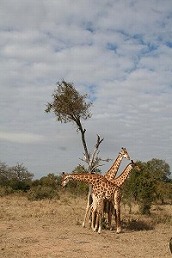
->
[0, 0, 172, 177]
[0, 131, 46, 144]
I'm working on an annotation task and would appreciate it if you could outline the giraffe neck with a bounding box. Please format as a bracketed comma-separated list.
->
[104, 153, 123, 180]
[111, 164, 133, 187]
[66, 173, 100, 185]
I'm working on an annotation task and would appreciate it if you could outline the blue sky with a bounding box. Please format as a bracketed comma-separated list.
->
[0, 0, 172, 178]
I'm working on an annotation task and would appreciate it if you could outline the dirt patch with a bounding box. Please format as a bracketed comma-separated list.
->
[0, 195, 171, 257]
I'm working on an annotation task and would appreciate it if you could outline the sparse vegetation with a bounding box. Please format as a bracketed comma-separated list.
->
[27, 186, 59, 201]
[0, 159, 171, 215]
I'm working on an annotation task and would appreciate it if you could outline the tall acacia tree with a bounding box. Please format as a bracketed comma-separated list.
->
[45, 80, 106, 172]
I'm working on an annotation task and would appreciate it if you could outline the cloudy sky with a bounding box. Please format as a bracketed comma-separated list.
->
[0, 0, 172, 178]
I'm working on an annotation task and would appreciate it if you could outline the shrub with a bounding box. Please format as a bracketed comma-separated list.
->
[139, 200, 152, 215]
[27, 186, 59, 201]
[0, 186, 14, 196]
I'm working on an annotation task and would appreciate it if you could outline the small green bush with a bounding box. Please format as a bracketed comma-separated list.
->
[0, 186, 14, 196]
[139, 200, 152, 215]
[27, 186, 59, 201]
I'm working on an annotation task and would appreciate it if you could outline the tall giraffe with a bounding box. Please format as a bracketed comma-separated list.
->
[82, 147, 130, 227]
[62, 160, 139, 234]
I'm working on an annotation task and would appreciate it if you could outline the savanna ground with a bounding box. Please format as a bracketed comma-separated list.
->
[0, 193, 171, 258]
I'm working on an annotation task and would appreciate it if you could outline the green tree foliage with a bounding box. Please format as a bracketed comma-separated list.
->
[9, 163, 34, 191]
[73, 165, 87, 174]
[38, 173, 61, 189]
[155, 180, 172, 204]
[27, 185, 59, 201]
[122, 159, 171, 214]
[0, 162, 9, 186]
[146, 159, 171, 204]
[28, 173, 61, 200]
[45, 80, 92, 124]
[146, 158, 170, 181]
[0, 162, 34, 194]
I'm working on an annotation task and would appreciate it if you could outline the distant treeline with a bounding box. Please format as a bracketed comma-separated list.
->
[0, 159, 171, 214]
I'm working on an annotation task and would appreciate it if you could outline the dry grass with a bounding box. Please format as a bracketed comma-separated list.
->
[0, 194, 171, 257]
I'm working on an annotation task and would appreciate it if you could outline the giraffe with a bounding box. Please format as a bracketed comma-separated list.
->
[82, 147, 130, 228]
[62, 160, 139, 234]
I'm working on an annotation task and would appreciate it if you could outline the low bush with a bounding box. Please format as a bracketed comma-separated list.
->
[27, 186, 60, 201]
[0, 186, 14, 196]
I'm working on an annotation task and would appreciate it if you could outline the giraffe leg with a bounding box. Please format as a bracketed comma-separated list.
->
[97, 198, 104, 234]
[92, 197, 103, 233]
[116, 207, 121, 233]
[98, 214, 103, 234]
[91, 194, 98, 232]
[104, 200, 112, 230]
[88, 205, 93, 228]
[114, 200, 121, 233]
[107, 201, 115, 230]
[97, 214, 101, 233]
[82, 201, 91, 227]
[94, 211, 99, 232]
[91, 209, 97, 231]
[114, 208, 117, 227]
[113, 207, 121, 233]
[82, 192, 93, 227]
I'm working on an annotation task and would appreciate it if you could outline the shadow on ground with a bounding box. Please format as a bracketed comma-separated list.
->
[122, 219, 154, 231]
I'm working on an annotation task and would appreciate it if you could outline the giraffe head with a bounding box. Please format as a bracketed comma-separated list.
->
[61, 172, 71, 187]
[120, 147, 130, 160]
[130, 160, 140, 171]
